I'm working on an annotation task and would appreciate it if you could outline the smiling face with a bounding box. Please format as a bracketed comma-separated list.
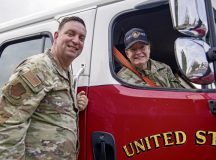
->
[54, 20, 86, 64]
[126, 42, 150, 69]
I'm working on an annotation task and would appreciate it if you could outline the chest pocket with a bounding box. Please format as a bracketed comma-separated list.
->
[38, 82, 75, 114]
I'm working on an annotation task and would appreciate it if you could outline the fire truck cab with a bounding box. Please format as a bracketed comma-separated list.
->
[0, 0, 216, 159]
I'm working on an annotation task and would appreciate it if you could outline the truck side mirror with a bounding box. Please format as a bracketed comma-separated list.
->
[169, 0, 208, 37]
[175, 38, 214, 84]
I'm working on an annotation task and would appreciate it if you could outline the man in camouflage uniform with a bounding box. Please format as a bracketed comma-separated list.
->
[0, 16, 88, 160]
[117, 28, 182, 88]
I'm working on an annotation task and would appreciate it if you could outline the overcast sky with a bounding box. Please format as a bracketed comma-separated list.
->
[0, 0, 216, 24]
[0, 0, 83, 23]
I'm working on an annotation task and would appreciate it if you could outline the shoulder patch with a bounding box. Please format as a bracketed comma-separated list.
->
[9, 82, 26, 99]
[22, 71, 41, 87]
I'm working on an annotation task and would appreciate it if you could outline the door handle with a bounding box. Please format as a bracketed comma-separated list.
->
[92, 131, 116, 160]
[208, 100, 216, 114]
[73, 64, 85, 95]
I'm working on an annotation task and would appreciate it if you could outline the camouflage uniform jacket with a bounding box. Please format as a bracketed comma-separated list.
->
[117, 59, 182, 88]
[0, 49, 79, 160]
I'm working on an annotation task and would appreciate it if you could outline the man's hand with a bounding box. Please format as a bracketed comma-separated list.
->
[77, 91, 88, 111]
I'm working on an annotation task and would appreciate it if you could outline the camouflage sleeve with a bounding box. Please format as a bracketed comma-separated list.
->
[0, 67, 49, 159]
[166, 65, 184, 88]
[117, 67, 130, 82]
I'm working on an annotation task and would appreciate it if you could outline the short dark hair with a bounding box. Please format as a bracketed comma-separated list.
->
[58, 16, 86, 31]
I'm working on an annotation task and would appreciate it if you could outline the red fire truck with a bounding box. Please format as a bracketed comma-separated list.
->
[0, 0, 216, 159]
